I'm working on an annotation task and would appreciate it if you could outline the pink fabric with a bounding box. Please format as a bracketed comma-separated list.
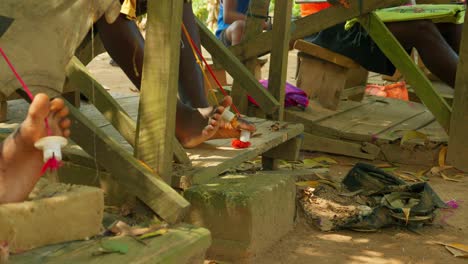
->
[248, 80, 309, 109]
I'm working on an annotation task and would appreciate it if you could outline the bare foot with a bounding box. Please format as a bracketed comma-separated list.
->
[211, 99, 257, 140]
[0, 94, 71, 204]
[176, 100, 223, 149]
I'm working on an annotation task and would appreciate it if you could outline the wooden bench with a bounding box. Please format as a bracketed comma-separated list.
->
[294, 39, 368, 110]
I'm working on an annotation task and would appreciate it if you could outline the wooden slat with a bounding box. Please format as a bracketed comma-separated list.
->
[358, 13, 452, 132]
[178, 118, 304, 185]
[230, 0, 270, 114]
[66, 57, 137, 146]
[197, 18, 280, 114]
[67, 102, 189, 224]
[294, 39, 360, 69]
[376, 110, 435, 142]
[267, 0, 293, 120]
[302, 133, 380, 160]
[448, 10, 468, 171]
[135, 0, 183, 183]
[317, 98, 427, 141]
[229, 0, 404, 61]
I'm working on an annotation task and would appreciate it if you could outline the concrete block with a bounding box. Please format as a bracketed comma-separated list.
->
[0, 180, 104, 253]
[184, 173, 295, 262]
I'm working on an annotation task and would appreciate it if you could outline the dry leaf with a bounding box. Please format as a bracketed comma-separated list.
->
[400, 130, 427, 146]
[445, 246, 468, 258]
[435, 242, 468, 258]
[402, 208, 411, 225]
[138, 228, 168, 240]
[439, 146, 448, 167]
[441, 172, 463, 182]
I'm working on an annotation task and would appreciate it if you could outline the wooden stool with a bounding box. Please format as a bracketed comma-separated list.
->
[294, 39, 368, 110]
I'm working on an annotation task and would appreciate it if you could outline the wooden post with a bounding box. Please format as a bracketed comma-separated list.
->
[359, 13, 451, 131]
[197, 19, 280, 114]
[448, 12, 468, 172]
[67, 102, 189, 224]
[135, 0, 183, 183]
[230, 0, 270, 114]
[229, 0, 404, 62]
[266, 0, 293, 121]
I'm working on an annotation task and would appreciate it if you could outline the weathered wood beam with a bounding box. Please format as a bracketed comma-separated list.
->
[230, 0, 405, 61]
[267, 0, 293, 120]
[135, 0, 183, 183]
[66, 57, 136, 146]
[448, 10, 468, 172]
[66, 58, 191, 166]
[359, 13, 451, 131]
[230, 0, 270, 114]
[67, 102, 189, 224]
[197, 18, 280, 114]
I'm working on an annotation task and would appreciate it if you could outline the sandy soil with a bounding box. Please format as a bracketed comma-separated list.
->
[88, 51, 468, 264]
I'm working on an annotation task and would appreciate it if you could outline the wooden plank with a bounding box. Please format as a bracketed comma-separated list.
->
[134, 0, 183, 183]
[376, 110, 435, 142]
[315, 62, 348, 110]
[66, 57, 137, 146]
[317, 97, 427, 141]
[197, 18, 280, 114]
[230, 0, 404, 61]
[178, 118, 304, 185]
[266, 0, 293, 120]
[263, 135, 303, 161]
[358, 13, 452, 132]
[230, 0, 270, 114]
[11, 225, 211, 264]
[67, 102, 189, 224]
[302, 133, 380, 160]
[294, 39, 360, 69]
[448, 10, 468, 172]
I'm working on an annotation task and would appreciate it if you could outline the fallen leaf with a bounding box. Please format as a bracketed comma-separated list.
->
[400, 130, 427, 146]
[445, 246, 468, 258]
[402, 208, 411, 225]
[98, 240, 129, 255]
[441, 172, 463, 182]
[439, 146, 448, 167]
[138, 228, 168, 240]
[446, 243, 468, 253]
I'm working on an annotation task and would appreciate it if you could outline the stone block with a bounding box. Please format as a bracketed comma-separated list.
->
[0, 180, 104, 252]
[184, 174, 295, 262]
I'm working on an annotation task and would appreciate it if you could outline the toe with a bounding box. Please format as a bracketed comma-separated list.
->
[220, 96, 232, 108]
[28, 93, 50, 121]
[60, 118, 71, 129]
[50, 98, 65, 112]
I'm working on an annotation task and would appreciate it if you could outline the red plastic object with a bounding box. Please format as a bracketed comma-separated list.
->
[232, 139, 251, 149]
[40, 156, 63, 175]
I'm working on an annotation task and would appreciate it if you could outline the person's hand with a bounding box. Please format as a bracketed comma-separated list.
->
[327, 0, 350, 8]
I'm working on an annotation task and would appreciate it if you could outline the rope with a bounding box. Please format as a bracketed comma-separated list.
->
[0, 47, 52, 136]
[181, 23, 241, 115]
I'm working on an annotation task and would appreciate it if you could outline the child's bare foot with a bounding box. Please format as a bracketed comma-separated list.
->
[0, 94, 71, 204]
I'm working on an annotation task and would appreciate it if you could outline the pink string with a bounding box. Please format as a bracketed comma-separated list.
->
[0, 47, 52, 135]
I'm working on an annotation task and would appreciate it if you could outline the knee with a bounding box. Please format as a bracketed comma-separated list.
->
[230, 20, 246, 35]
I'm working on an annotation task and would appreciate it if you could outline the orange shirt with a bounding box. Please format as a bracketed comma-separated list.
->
[300, 3, 332, 17]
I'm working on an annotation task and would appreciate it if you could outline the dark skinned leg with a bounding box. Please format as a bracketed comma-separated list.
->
[436, 22, 463, 53]
[386, 20, 458, 87]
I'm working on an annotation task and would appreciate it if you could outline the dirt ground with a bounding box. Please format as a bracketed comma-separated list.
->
[88, 52, 468, 264]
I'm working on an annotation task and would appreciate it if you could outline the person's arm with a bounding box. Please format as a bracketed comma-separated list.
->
[223, 0, 247, 24]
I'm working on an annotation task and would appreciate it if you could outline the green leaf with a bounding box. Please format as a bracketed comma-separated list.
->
[138, 228, 168, 240]
[400, 131, 427, 146]
[100, 240, 129, 254]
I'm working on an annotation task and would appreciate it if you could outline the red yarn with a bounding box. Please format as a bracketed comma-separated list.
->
[40, 156, 63, 175]
[231, 139, 251, 149]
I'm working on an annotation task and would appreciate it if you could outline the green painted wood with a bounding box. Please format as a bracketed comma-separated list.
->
[230, 0, 405, 61]
[134, 0, 183, 183]
[448, 9, 468, 171]
[358, 13, 451, 131]
[11, 225, 211, 264]
[197, 18, 280, 114]
[67, 102, 189, 224]
[231, 0, 270, 114]
[267, 0, 293, 120]
[66, 57, 137, 147]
